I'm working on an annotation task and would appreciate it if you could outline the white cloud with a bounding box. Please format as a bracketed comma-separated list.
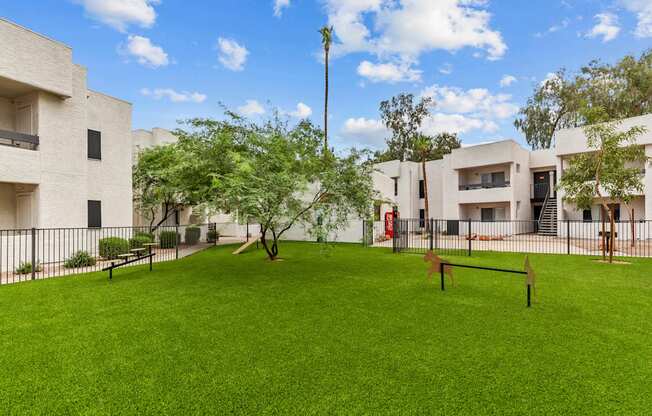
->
[421, 113, 499, 135]
[74, 0, 160, 32]
[421, 84, 519, 120]
[124, 35, 169, 67]
[217, 38, 249, 71]
[274, 0, 291, 17]
[586, 13, 621, 42]
[357, 60, 422, 83]
[342, 117, 389, 147]
[289, 102, 312, 118]
[238, 100, 266, 116]
[439, 63, 453, 75]
[326, 0, 507, 62]
[141, 88, 207, 103]
[534, 18, 570, 37]
[621, 0, 652, 37]
[499, 75, 517, 87]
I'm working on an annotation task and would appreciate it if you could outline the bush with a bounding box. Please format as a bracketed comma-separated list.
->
[16, 262, 42, 275]
[99, 237, 129, 260]
[159, 231, 179, 249]
[134, 231, 154, 241]
[129, 234, 154, 250]
[185, 226, 201, 245]
[64, 251, 96, 269]
[207, 230, 220, 243]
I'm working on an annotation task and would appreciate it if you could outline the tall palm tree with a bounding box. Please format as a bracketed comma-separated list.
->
[319, 25, 333, 152]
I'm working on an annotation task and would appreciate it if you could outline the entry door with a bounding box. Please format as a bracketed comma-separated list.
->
[15, 105, 33, 135]
[533, 172, 549, 200]
[16, 194, 32, 229]
[481, 208, 495, 222]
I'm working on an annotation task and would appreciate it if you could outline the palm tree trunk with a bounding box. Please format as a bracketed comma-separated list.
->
[422, 159, 429, 231]
[324, 47, 329, 152]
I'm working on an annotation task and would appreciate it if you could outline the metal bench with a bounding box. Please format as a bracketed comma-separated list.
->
[102, 244, 158, 280]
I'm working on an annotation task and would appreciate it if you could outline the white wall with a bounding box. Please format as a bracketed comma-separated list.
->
[0, 183, 16, 229]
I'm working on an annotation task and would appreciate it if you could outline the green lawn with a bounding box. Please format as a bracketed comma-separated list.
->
[1, 242, 650, 415]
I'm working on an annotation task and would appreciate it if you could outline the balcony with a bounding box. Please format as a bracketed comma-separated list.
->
[459, 181, 510, 191]
[0, 129, 39, 150]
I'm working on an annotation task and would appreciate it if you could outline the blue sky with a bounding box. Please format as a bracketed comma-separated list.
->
[2, 0, 650, 150]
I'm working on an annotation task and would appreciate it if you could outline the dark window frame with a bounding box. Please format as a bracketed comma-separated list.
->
[87, 200, 102, 228]
[87, 129, 102, 160]
[419, 209, 425, 228]
[419, 180, 425, 199]
[583, 209, 592, 222]
[393, 177, 398, 196]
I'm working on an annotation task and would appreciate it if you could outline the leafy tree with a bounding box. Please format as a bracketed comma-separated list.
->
[515, 49, 652, 150]
[215, 117, 374, 261]
[319, 26, 334, 152]
[557, 116, 648, 262]
[133, 144, 193, 230]
[133, 118, 239, 230]
[412, 133, 462, 224]
[379, 93, 433, 161]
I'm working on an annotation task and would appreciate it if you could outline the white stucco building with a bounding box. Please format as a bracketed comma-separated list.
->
[374, 113, 652, 235]
[0, 19, 132, 229]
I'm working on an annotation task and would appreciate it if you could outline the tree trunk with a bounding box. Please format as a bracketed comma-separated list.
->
[609, 206, 615, 263]
[260, 227, 280, 261]
[323, 47, 329, 153]
[422, 159, 429, 232]
[601, 206, 606, 261]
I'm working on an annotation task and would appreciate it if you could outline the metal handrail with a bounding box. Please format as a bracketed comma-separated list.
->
[0, 129, 39, 150]
[537, 185, 551, 224]
[458, 181, 511, 191]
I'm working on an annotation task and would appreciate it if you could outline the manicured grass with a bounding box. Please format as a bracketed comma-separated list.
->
[1, 242, 651, 414]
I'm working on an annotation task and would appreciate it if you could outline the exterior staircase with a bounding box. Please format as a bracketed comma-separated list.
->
[538, 197, 558, 236]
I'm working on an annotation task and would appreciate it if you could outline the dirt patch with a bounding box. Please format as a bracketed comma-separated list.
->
[592, 259, 632, 265]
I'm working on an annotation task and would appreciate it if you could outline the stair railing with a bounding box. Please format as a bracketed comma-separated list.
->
[537, 184, 551, 225]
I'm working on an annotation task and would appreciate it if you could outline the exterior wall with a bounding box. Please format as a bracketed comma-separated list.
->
[0, 19, 73, 97]
[0, 183, 16, 229]
[0, 20, 133, 229]
[0, 97, 14, 130]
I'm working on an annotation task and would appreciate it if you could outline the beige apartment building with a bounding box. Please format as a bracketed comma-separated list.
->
[0, 18, 132, 230]
[374, 113, 652, 236]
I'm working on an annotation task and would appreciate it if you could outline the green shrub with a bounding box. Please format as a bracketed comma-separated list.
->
[99, 237, 129, 260]
[159, 231, 179, 249]
[207, 230, 219, 243]
[129, 234, 154, 250]
[185, 226, 201, 245]
[64, 251, 96, 269]
[15, 262, 42, 275]
[134, 231, 154, 241]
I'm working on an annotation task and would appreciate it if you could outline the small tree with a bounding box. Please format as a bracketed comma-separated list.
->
[557, 118, 648, 262]
[133, 144, 191, 230]
[221, 119, 374, 260]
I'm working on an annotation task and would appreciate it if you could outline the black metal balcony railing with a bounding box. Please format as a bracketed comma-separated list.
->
[458, 181, 510, 191]
[0, 129, 39, 150]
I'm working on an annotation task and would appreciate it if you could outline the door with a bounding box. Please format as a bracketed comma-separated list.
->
[533, 172, 549, 200]
[15, 105, 33, 135]
[16, 194, 32, 229]
[481, 208, 495, 222]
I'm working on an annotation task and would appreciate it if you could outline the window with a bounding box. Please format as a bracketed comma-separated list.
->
[374, 203, 381, 221]
[481, 208, 495, 222]
[419, 209, 425, 228]
[88, 129, 102, 160]
[419, 180, 425, 199]
[516, 163, 521, 173]
[87, 200, 102, 228]
[492, 172, 505, 186]
[583, 209, 592, 222]
[393, 177, 398, 196]
[600, 204, 621, 221]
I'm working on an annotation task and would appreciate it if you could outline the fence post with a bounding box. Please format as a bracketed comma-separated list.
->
[175, 225, 180, 260]
[392, 207, 398, 253]
[566, 220, 570, 255]
[213, 223, 217, 246]
[467, 219, 472, 257]
[31, 227, 36, 280]
[429, 218, 433, 251]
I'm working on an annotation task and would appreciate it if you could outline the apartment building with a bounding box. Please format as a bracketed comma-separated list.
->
[374, 113, 652, 234]
[0, 19, 132, 229]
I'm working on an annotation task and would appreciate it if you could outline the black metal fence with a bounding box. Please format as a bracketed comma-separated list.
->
[0, 224, 219, 285]
[363, 218, 652, 258]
